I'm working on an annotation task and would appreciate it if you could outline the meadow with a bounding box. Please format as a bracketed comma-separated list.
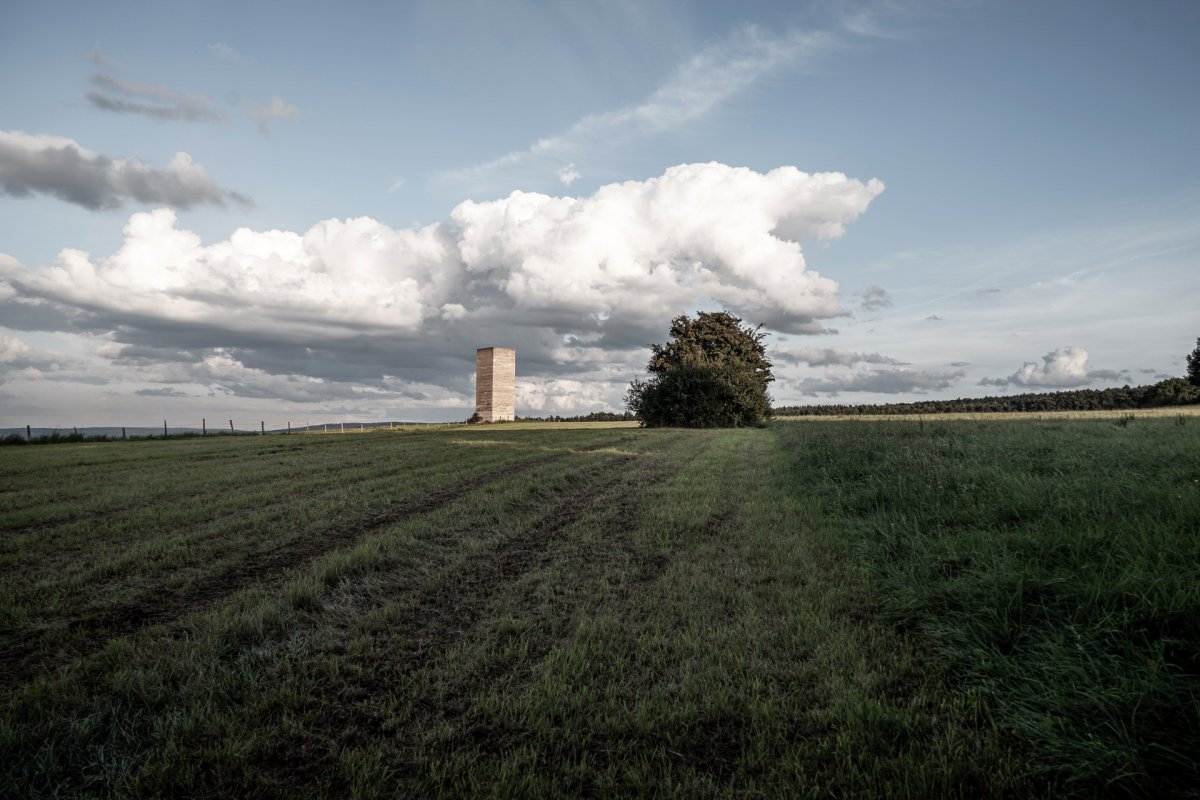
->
[1, 417, 1197, 798]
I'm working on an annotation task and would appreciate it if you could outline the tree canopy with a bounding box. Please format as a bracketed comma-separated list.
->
[1187, 336, 1200, 387]
[626, 311, 773, 427]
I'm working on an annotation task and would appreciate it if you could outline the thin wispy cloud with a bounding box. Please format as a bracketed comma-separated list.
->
[87, 72, 225, 123]
[837, 2, 916, 40]
[557, 163, 581, 186]
[88, 44, 112, 67]
[207, 42, 244, 62]
[883, 212, 1200, 317]
[248, 96, 300, 135]
[436, 24, 836, 188]
[859, 285, 892, 311]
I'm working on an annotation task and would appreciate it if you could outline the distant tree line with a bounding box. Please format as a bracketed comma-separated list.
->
[773, 377, 1200, 416]
[515, 411, 636, 423]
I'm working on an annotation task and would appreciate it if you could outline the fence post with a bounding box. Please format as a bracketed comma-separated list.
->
[202, 418, 206, 436]
[229, 419, 234, 434]
[287, 421, 291, 434]
[26, 424, 31, 440]
[122, 427, 127, 440]
[261, 421, 265, 435]
[163, 420, 168, 437]
[340, 422, 344, 433]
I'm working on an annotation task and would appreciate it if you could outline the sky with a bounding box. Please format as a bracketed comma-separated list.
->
[1, 0, 1198, 427]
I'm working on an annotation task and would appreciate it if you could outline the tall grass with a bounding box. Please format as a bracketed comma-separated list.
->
[776, 418, 1200, 796]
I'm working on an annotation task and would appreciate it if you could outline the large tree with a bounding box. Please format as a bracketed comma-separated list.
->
[626, 311, 773, 427]
[1188, 336, 1200, 387]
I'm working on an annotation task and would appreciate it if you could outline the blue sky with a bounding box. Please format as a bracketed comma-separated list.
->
[1, 0, 1198, 426]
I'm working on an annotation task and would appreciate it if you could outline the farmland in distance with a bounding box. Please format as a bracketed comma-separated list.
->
[1, 418, 1197, 798]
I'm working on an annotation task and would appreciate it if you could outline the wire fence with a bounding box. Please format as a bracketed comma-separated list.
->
[4, 418, 465, 443]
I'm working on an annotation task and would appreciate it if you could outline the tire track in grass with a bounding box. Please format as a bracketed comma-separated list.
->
[0, 435, 640, 690]
[1, 429, 499, 533]
[334, 436, 672, 662]
[21, 443, 552, 584]
[0, 442, 315, 523]
[0, 445, 559, 646]
[175, 435, 640, 619]
[0, 432, 696, 798]
[196, 436, 660, 795]
[1, 437, 441, 535]
[282, 432, 704, 784]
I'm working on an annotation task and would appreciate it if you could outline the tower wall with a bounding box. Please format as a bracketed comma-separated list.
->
[475, 347, 516, 422]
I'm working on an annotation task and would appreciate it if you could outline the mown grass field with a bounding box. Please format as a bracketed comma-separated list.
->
[1, 418, 1197, 798]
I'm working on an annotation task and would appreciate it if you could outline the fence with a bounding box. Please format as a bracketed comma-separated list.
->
[5, 418, 464, 443]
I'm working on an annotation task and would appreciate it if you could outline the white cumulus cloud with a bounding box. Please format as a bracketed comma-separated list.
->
[453, 163, 881, 331]
[991, 346, 1126, 388]
[8, 208, 452, 336]
[0, 162, 881, 410]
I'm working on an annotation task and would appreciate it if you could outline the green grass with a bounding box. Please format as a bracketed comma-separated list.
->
[1, 420, 1196, 797]
[775, 418, 1200, 796]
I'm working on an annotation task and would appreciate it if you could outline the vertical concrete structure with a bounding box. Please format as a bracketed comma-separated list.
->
[475, 347, 516, 422]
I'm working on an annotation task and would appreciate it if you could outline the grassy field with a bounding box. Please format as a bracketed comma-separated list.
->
[1, 419, 1197, 798]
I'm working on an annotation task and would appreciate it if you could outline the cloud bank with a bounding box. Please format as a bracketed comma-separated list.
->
[793, 367, 964, 395]
[774, 346, 904, 367]
[0, 162, 882, 411]
[0, 333, 78, 382]
[0, 130, 251, 210]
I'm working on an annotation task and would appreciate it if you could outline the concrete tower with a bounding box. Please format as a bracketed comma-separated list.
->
[475, 347, 516, 422]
